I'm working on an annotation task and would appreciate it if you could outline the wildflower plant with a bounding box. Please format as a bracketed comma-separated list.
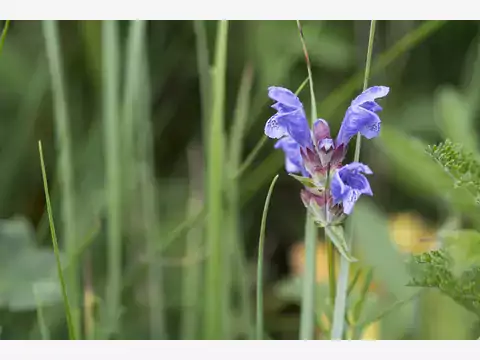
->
[264, 85, 389, 229]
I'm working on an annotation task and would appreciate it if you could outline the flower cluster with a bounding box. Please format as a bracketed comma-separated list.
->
[265, 85, 389, 225]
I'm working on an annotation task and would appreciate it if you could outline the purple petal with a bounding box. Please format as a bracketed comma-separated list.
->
[268, 86, 302, 109]
[336, 107, 381, 146]
[313, 119, 331, 144]
[336, 86, 389, 147]
[265, 114, 289, 139]
[351, 86, 390, 107]
[331, 171, 347, 204]
[330, 162, 373, 214]
[342, 162, 373, 175]
[274, 137, 306, 175]
[275, 108, 312, 148]
[319, 138, 334, 151]
[342, 189, 360, 215]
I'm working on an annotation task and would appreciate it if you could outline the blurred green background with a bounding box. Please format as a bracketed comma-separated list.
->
[1, 19, 480, 340]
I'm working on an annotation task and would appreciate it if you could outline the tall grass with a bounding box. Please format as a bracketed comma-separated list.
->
[38, 140, 76, 340]
[204, 19, 229, 340]
[256, 174, 280, 340]
[102, 20, 122, 337]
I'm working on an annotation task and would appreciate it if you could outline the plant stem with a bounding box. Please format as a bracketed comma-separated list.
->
[38, 141, 76, 340]
[204, 20, 229, 340]
[0, 20, 11, 56]
[331, 20, 377, 340]
[256, 174, 280, 340]
[327, 240, 336, 306]
[102, 20, 122, 337]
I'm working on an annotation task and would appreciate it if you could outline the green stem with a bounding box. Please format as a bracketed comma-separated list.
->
[102, 20, 122, 337]
[204, 20, 229, 340]
[38, 141, 76, 340]
[327, 240, 336, 306]
[42, 20, 80, 336]
[331, 20, 377, 341]
[0, 20, 10, 56]
[256, 174, 280, 340]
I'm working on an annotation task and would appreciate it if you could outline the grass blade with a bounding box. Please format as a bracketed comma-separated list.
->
[204, 19, 229, 340]
[38, 140, 76, 340]
[256, 174, 280, 340]
[42, 20, 79, 336]
[0, 20, 11, 56]
[102, 20, 122, 337]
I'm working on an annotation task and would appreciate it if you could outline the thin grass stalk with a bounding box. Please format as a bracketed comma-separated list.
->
[122, 20, 146, 197]
[0, 20, 11, 56]
[256, 174, 280, 340]
[204, 19, 229, 340]
[331, 20, 377, 340]
[102, 20, 122, 337]
[42, 20, 80, 336]
[38, 140, 76, 340]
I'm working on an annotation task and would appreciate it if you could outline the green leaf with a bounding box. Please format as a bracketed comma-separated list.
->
[325, 225, 357, 263]
[427, 139, 480, 205]
[407, 249, 480, 318]
[0, 217, 62, 311]
[288, 174, 318, 189]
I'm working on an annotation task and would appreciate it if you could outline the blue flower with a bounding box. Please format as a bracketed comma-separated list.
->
[274, 136, 308, 176]
[264, 86, 312, 148]
[336, 86, 389, 147]
[330, 162, 373, 215]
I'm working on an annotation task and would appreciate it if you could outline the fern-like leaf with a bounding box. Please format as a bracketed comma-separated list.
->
[407, 249, 480, 317]
[426, 139, 480, 204]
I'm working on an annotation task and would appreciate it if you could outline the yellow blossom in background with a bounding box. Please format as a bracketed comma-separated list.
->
[389, 212, 437, 254]
[290, 240, 335, 283]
